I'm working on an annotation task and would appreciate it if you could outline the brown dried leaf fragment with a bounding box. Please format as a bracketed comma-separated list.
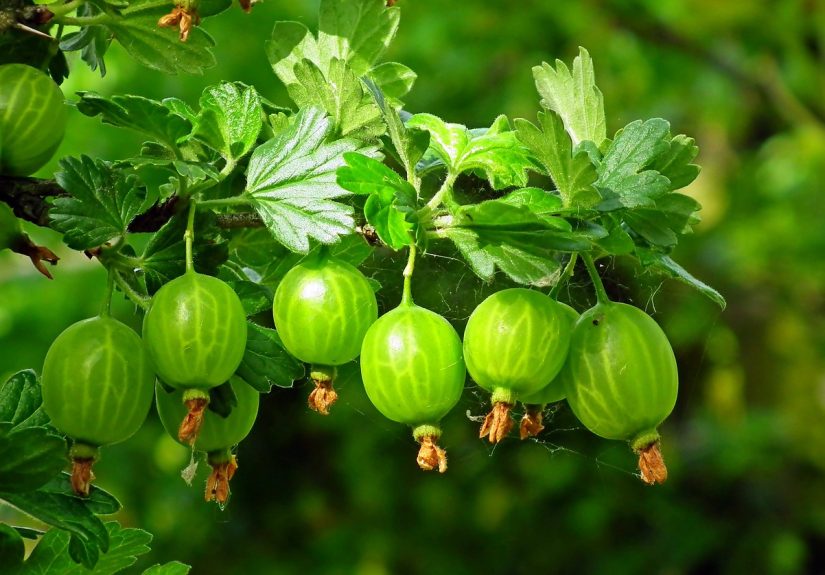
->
[157, 6, 200, 42]
[637, 441, 668, 485]
[308, 379, 338, 415]
[416, 436, 447, 473]
[205, 455, 238, 504]
[178, 397, 209, 445]
[519, 405, 545, 439]
[479, 401, 513, 444]
[70, 458, 95, 497]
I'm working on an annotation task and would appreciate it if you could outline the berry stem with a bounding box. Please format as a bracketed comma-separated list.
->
[401, 238, 417, 306]
[582, 253, 610, 305]
[184, 199, 197, 274]
[99, 270, 114, 317]
[550, 252, 578, 299]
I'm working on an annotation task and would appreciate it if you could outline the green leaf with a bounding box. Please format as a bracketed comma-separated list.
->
[194, 82, 263, 162]
[109, 2, 216, 75]
[515, 111, 600, 208]
[0, 475, 113, 570]
[0, 423, 66, 492]
[140, 211, 228, 294]
[235, 323, 305, 392]
[623, 193, 701, 248]
[142, 562, 192, 575]
[224, 279, 273, 316]
[76, 92, 192, 151]
[595, 119, 672, 210]
[288, 58, 385, 140]
[245, 106, 379, 253]
[444, 200, 591, 286]
[497, 187, 563, 218]
[0, 523, 24, 569]
[650, 133, 700, 190]
[207, 380, 238, 419]
[266, 21, 320, 87]
[636, 248, 726, 309]
[533, 47, 606, 147]
[51, 156, 151, 250]
[0, 370, 49, 430]
[366, 81, 429, 179]
[317, 0, 400, 75]
[407, 114, 533, 189]
[595, 220, 635, 255]
[367, 62, 416, 100]
[447, 227, 561, 288]
[337, 152, 416, 249]
[59, 4, 110, 75]
[10, 521, 151, 575]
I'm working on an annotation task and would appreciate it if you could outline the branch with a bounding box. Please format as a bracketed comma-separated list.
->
[0, 175, 265, 232]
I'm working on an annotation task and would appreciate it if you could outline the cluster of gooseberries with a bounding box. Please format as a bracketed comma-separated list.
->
[4, 63, 679, 506]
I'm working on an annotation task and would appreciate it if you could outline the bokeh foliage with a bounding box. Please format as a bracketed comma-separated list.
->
[2, 0, 824, 573]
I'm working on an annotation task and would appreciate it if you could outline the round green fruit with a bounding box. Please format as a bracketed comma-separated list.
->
[562, 301, 678, 484]
[519, 302, 580, 406]
[0, 64, 67, 176]
[517, 301, 579, 440]
[156, 379, 259, 454]
[41, 316, 155, 495]
[143, 272, 247, 391]
[156, 378, 259, 505]
[463, 288, 572, 443]
[360, 303, 465, 472]
[273, 257, 377, 415]
[274, 257, 377, 366]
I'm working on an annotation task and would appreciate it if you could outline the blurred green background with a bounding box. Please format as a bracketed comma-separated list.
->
[2, 0, 825, 573]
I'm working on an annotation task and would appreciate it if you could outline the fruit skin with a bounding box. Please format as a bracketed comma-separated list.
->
[360, 304, 465, 427]
[0, 64, 68, 176]
[155, 379, 259, 453]
[519, 302, 580, 405]
[41, 316, 155, 447]
[463, 288, 572, 400]
[562, 302, 678, 444]
[273, 257, 377, 366]
[143, 272, 247, 390]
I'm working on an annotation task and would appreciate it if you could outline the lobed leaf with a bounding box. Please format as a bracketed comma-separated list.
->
[8, 521, 151, 575]
[108, 2, 216, 75]
[317, 0, 400, 75]
[51, 156, 151, 250]
[595, 119, 672, 211]
[193, 83, 263, 162]
[76, 92, 192, 151]
[408, 114, 534, 189]
[0, 423, 66, 493]
[337, 152, 416, 249]
[515, 111, 600, 208]
[288, 58, 385, 140]
[245, 107, 379, 253]
[0, 370, 50, 430]
[532, 47, 606, 147]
